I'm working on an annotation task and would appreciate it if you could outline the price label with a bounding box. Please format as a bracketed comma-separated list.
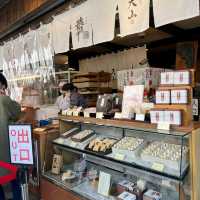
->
[84, 112, 90, 118]
[70, 141, 77, 148]
[96, 112, 104, 119]
[61, 110, 67, 115]
[73, 111, 79, 117]
[67, 110, 73, 116]
[115, 153, 125, 161]
[135, 114, 145, 121]
[152, 162, 164, 172]
[157, 123, 170, 131]
[114, 112, 122, 119]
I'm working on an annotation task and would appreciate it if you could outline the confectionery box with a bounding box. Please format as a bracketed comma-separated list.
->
[96, 94, 113, 113]
[143, 189, 162, 200]
[51, 154, 63, 175]
[171, 89, 188, 104]
[150, 110, 165, 124]
[160, 72, 174, 85]
[117, 180, 144, 200]
[173, 71, 190, 85]
[165, 110, 182, 125]
[117, 180, 136, 194]
[156, 90, 170, 104]
[117, 191, 136, 200]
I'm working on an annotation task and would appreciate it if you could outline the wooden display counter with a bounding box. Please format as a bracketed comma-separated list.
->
[58, 115, 200, 200]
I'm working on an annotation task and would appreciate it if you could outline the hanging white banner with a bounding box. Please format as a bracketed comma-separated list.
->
[118, 0, 150, 37]
[51, 13, 70, 54]
[70, 0, 93, 50]
[91, 0, 117, 45]
[153, 0, 200, 27]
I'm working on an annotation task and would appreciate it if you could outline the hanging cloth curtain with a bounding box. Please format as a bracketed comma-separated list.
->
[70, 0, 93, 50]
[91, 0, 117, 45]
[51, 12, 70, 54]
[13, 36, 25, 76]
[2, 41, 13, 79]
[23, 30, 39, 76]
[37, 23, 54, 68]
[37, 23, 55, 81]
[117, 0, 150, 37]
[153, 0, 200, 27]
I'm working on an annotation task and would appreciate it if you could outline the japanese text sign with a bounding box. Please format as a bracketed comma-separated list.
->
[8, 125, 34, 165]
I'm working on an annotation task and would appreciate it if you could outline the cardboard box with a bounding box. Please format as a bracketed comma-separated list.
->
[160, 72, 174, 85]
[150, 110, 165, 124]
[165, 110, 182, 125]
[156, 90, 170, 104]
[174, 70, 190, 85]
[171, 89, 188, 104]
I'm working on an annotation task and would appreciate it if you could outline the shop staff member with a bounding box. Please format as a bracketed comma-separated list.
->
[55, 83, 86, 111]
[0, 73, 22, 200]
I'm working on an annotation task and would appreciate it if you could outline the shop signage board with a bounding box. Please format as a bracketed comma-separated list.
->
[8, 124, 34, 165]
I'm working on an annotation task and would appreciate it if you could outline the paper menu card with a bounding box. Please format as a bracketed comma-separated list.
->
[98, 171, 111, 197]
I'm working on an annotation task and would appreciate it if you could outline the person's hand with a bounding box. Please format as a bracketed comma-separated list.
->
[0, 89, 6, 96]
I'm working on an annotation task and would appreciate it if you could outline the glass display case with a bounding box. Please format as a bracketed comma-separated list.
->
[42, 117, 191, 200]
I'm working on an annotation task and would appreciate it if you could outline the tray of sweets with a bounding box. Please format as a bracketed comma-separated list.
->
[71, 130, 95, 142]
[85, 137, 118, 155]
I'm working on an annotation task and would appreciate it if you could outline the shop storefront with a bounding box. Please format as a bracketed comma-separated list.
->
[0, 0, 200, 200]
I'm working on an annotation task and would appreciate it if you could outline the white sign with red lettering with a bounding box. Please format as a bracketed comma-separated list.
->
[8, 125, 34, 165]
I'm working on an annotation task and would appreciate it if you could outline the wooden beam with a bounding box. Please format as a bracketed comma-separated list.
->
[157, 24, 184, 36]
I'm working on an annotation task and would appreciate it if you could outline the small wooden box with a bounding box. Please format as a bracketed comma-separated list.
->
[165, 110, 182, 125]
[173, 70, 190, 85]
[150, 110, 165, 124]
[160, 72, 174, 85]
[156, 90, 170, 104]
[171, 89, 188, 104]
